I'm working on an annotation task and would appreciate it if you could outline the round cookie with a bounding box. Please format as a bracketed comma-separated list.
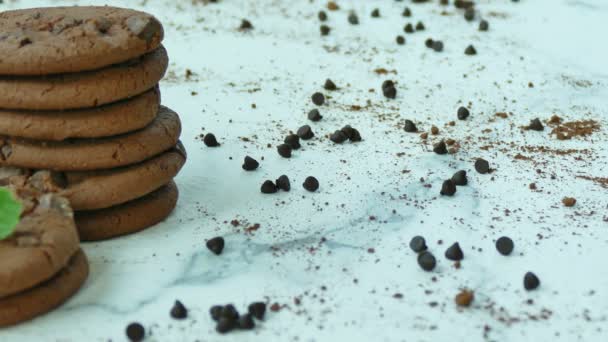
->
[0, 45, 168, 110]
[0, 192, 80, 299]
[61, 142, 187, 211]
[75, 181, 178, 241]
[0, 6, 163, 75]
[0, 105, 181, 171]
[0, 249, 89, 327]
[0, 87, 160, 141]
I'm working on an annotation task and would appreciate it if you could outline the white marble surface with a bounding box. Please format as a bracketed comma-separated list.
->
[1, 0, 608, 341]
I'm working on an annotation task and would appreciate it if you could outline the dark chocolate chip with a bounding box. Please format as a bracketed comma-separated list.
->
[403, 120, 418, 133]
[402, 8, 412, 17]
[210, 305, 223, 321]
[415, 21, 425, 30]
[318, 11, 328, 21]
[383, 86, 397, 99]
[524, 272, 540, 290]
[417, 251, 436, 271]
[308, 109, 323, 122]
[475, 158, 490, 174]
[312, 92, 325, 106]
[348, 128, 362, 142]
[216, 317, 236, 334]
[261, 180, 278, 194]
[221, 304, 240, 320]
[238, 314, 255, 330]
[324, 79, 337, 91]
[371, 8, 380, 18]
[479, 20, 489, 31]
[297, 125, 315, 140]
[464, 45, 477, 55]
[239, 19, 253, 30]
[348, 12, 359, 25]
[303, 176, 319, 192]
[464, 8, 475, 21]
[277, 144, 292, 158]
[203, 133, 220, 147]
[445, 242, 464, 261]
[396, 35, 405, 45]
[206, 237, 225, 255]
[170, 300, 188, 320]
[382, 80, 395, 90]
[248, 302, 267, 320]
[19, 37, 32, 47]
[126, 323, 145, 342]
[409, 236, 427, 253]
[432, 40, 443, 52]
[457, 106, 470, 120]
[496, 236, 514, 256]
[284, 134, 301, 149]
[433, 140, 448, 154]
[451, 170, 468, 186]
[341, 125, 354, 139]
[320, 25, 331, 36]
[440, 179, 457, 196]
[276, 175, 291, 191]
[330, 130, 348, 144]
[527, 118, 544, 131]
[242, 156, 259, 171]
[425, 38, 434, 48]
[404, 23, 414, 33]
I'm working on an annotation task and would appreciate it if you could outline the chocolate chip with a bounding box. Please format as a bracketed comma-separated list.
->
[126, 323, 145, 342]
[276, 175, 291, 191]
[320, 25, 331, 36]
[440, 179, 457, 196]
[409, 236, 428, 253]
[308, 109, 323, 122]
[474, 158, 490, 174]
[403, 120, 418, 133]
[239, 19, 253, 30]
[18, 37, 32, 47]
[432, 40, 444, 52]
[242, 156, 259, 171]
[382, 80, 395, 90]
[277, 144, 292, 158]
[248, 302, 267, 320]
[324, 79, 337, 91]
[238, 314, 255, 330]
[415, 21, 425, 30]
[396, 35, 405, 45]
[221, 304, 240, 320]
[464, 45, 477, 55]
[297, 125, 315, 140]
[303, 176, 319, 192]
[464, 8, 475, 21]
[524, 272, 540, 290]
[445, 242, 464, 261]
[496, 236, 514, 256]
[284, 134, 301, 149]
[404, 23, 414, 33]
[431, 126, 439, 135]
[125, 16, 161, 44]
[479, 20, 489, 31]
[371, 8, 380, 18]
[451, 170, 468, 186]
[216, 317, 236, 334]
[417, 251, 436, 271]
[455, 290, 474, 307]
[433, 140, 448, 154]
[210, 305, 223, 321]
[348, 12, 359, 25]
[383, 85, 397, 99]
[341, 125, 354, 139]
[318, 11, 328, 21]
[425, 38, 434, 48]
[170, 300, 188, 319]
[348, 127, 362, 142]
[562, 197, 576, 207]
[206, 237, 225, 255]
[402, 8, 412, 17]
[203, 133, 220, 147]
[312, 92, 325, 106]
[457, 106, 470, 120]
[330, 130, 348, 144]
[261, 180, 278, 194]
[527, 118, 544, 131]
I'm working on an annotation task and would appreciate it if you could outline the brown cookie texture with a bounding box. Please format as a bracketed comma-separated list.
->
[0, 87, 160, 141]
[0, 190, 79, 299]
[0, 105, 181, 171]
[75, 180, 178, 241]
[0, 45, 168, 110]
[60, 142, 187, 211]
[0, 6, 163, 75]
[0, 249, 89, 327]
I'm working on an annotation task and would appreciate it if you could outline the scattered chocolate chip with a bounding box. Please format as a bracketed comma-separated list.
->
[242, 156, 259, 171]
[464, 8, 475, 21]
[404, 120, 418, 133]
[221, 305, 240, 320]
[451, 170, 468, 186]
[417, 251, 436, 271]
[312, 92, 325, 106]
[396, 35, 405, 45]
[327, 1, 339, 10]
[479, 20, 489, 31]
[402, 8, 412, 17]
[445, 242, 464, 261]
[297, 125, 315, 140]
[210, 306, 223, 321]
[432, 40, 444, 52]
[404, 23, 414, 33]
[562, 197, 576, 207]
[464, 45, 477, 55]
[261, 180, 278, 194]
[440, 179, 457, 196]
[320, 25, 331, 36]
[276, 175, 291, 191]
[496, 236, 514, 255]
[239, 19, 253, 31]
[238, 314, 255, 330]
[382, 81, 397, 99]
[303, 176, 319, 192]
[455, 290, 474, 307]
[318, 11, 328, 21]
[324, 79, 337, 91]
[527, 118, 544, 131]
[433, 140, 448, 154]
[216, 317, 236, 334]
[371, 8, 380, 18]
[475, 158, 490, 174]
[348, 12, 359, 25]
[330, 130, 348, 144]
[348, 127, 362, 142]
[382, 80, 394, 90]
[524, 272, 540, 290]
[308, 109, 323, 122]
[206, 237, 225, 255]
[415, 21, 425, 30]
[126, 323, 145, 342]
[277, 144, 292, 158]
[457, 106, 470, 120]
[425, 38, 434, 48]
[410, 236, 427, 253]
[430, 126, 439, 135]
[19, 37, 32, 47]
[284, 134, 301, 149]
[170, 300, 188, 319]
[203, 133, 220, 147]
[248, 302, 267, 320]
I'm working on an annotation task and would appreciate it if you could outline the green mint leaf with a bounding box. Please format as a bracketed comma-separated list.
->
[0, 188, 22, 240]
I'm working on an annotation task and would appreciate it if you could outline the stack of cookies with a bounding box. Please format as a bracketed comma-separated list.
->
[0, 6, 186, 241]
